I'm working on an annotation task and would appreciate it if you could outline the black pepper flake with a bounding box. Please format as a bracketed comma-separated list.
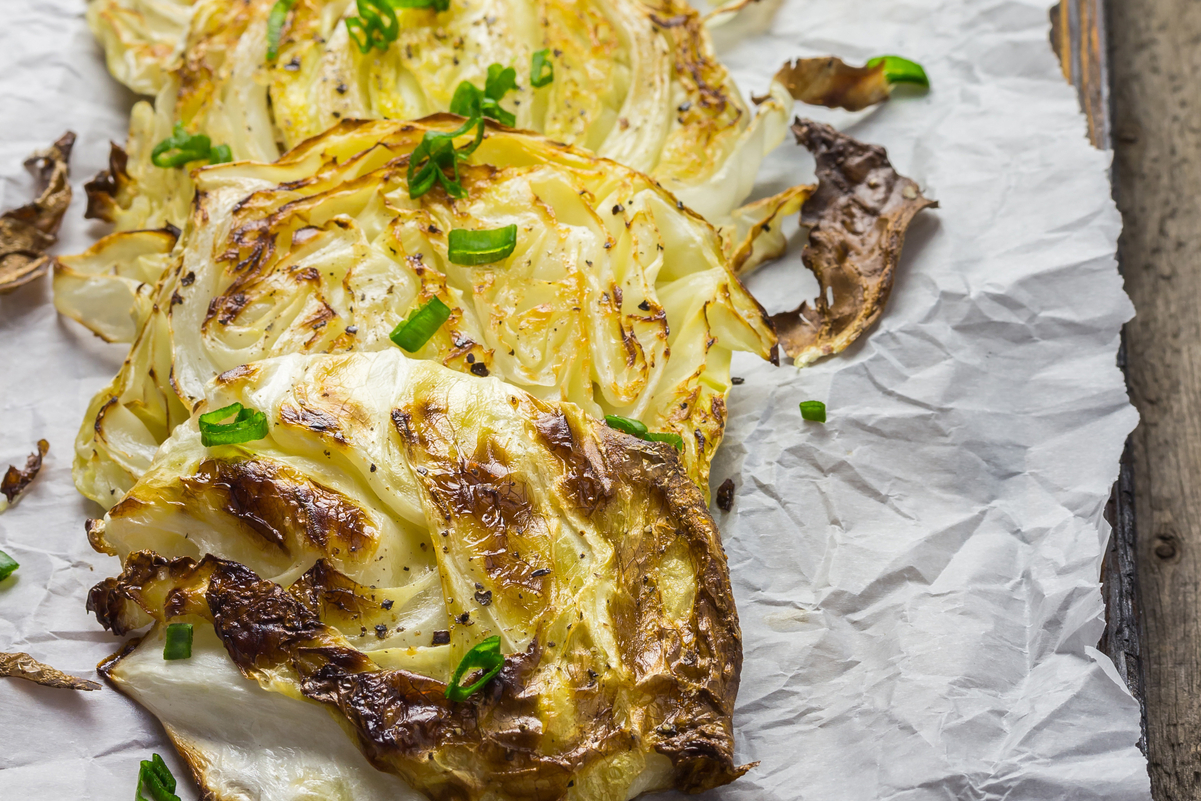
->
[457, 611, 472, 625]
[370, 463, 377, 472]
[530, 568, 551, 578]
[181, 271, 195, 286]
[346, 325, 358, 334]
[676, 200, 685, 210]
[466, 353, 475, 363]
[474, 588, 493, 606]
[284, 57, 300, 72]
[381, 599, 394, 610]
[374, 624, 388, 639]
[716, 478, 736, 512]
[638, 300, 650, 311]
[731, 376, 745, 385]
[336, 82, 348, 94]
[170, 291, 184, 306]
[432, 630, 451, 645]
[677, 101, 692, 112]
[470, 363, 489, 377]
[612, 204, 624, 214]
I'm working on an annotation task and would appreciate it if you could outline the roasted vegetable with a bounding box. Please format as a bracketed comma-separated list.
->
[88, 349, 747, 800]
[0, 133, 74, 294]
[61, 119, 775, 508]
[770, 120, 937, 365]
[84, 0, 796, 232]
[0, 440, 49, 513]
[0, 652, 101, 691]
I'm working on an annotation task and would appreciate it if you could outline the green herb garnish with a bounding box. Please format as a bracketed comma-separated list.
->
[198, 402, 270, 447]
[799, 400, 827, 423]
[448, 225, 517, 265]
[0, 549, 17, 582]
[407, 115, 485, 198]
[346, 0, 450, 54]
[530, 48, 553, 88]
[267, 0, 297, 61]
[449, 63, 519, 127]
[603, 415, 684, 451]
[136, 753, 180, 801]
[390, 297, 452, 352]
[445, 635, 505, 702]
[151, 123, 233, 169]
[163, 623, 194, 661]
[866, 55, 929, 88]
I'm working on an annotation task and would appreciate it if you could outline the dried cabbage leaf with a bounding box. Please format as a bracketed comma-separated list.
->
[0, 133, 74, 294]
[772, 119, 937, 366]
[760, 56, 892, 112]
[64, 118, 774, 508]
[88, 349, 747, 800]
[0, 439, 49, 513]
[0, 651, 102, 691]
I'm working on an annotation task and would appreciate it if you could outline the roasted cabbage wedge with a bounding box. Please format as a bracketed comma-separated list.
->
[86, 0, 795, 231]
[61, 118, 776, 508]
[87, 349, 747, 801]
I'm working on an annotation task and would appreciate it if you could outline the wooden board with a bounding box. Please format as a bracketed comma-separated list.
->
[1105, 0, 1201, 797]
[1050, 0, 1149, 746]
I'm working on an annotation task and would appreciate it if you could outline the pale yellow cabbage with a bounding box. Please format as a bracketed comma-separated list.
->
[62, 119, 775, 509]
[88, 349, 745, 800]
[85, 0, 793, 234]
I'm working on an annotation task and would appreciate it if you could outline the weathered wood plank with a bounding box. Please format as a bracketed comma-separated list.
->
[1108, 0, 1201, 796]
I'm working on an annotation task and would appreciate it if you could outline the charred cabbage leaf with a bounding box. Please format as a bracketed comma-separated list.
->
[63, 119, 774, 508]
[0, 133, 74, 294]
[0, 651, 101, 691]
[0, 440, 49, 513]
[88, 349, 747, 800]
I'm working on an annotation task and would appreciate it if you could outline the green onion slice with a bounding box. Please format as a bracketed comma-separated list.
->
[0, 549, 17, 582]
[390, 297, 452, 352]
[449, 64, 518, 127]
[208, 143, 232, 165]
[266, 0, 297, 60]
[799, 400, 827, 423]
[346, 0, 450, 54]
[530, 48, 554, 88]
[407, 115, 484, 199]
[136, 753, 180, 801]
[603, 415, 684, 451]
[151, 123, 212, 169]
[198, 402, 270, 447]
[448, 225, 517, 265]
[866, 55, 930, 88]
[163, 623, 194, 661]
[445, 635, 505, 702]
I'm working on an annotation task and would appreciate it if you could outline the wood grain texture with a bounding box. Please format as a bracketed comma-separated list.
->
[1052, 0, 1149, 749]
[1108, 0, 1201, 797]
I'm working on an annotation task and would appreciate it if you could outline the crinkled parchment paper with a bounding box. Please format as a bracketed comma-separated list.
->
[0, 0, 1150, 798]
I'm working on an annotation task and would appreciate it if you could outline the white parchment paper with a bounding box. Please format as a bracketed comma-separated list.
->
[0, 0, 1151, 798]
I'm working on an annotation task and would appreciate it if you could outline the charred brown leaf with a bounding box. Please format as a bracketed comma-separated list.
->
[0, 651, 101, 691]
[772, 119, 937, 366]
[758, 57, 892, 112]
[0, 133, 73, 294]
[1, 439, 49, 509]
[83, 142, 131, 223]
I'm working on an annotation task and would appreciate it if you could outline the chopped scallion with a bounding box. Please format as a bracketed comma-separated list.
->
[208, 143, 232, 164]
[346, 0, 450, 54]
[799, 400, 827, 423]
[866, 55, 929, 88]
[446, 635, 505, 702]
[449, 63, 518, 127]
[198, 402, 270, 447]
[603, 415, 684, 451]
[136, 753, 180, 801]
[0, 549, 17, 582]
[266, 0, 297, 61]
[151, 122, 233, 169]
[530, 48, 554, 88]
[448, 225, 517, 265]
[407, 115, 484, 199]
[390, 297, 452, 352]
[163, 623, 194, 661]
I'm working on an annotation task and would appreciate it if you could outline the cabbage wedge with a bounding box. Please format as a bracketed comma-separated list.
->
[88, 349, 747, 801]
[62, 119, 776, 508]
[85, 0, 795, 231]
